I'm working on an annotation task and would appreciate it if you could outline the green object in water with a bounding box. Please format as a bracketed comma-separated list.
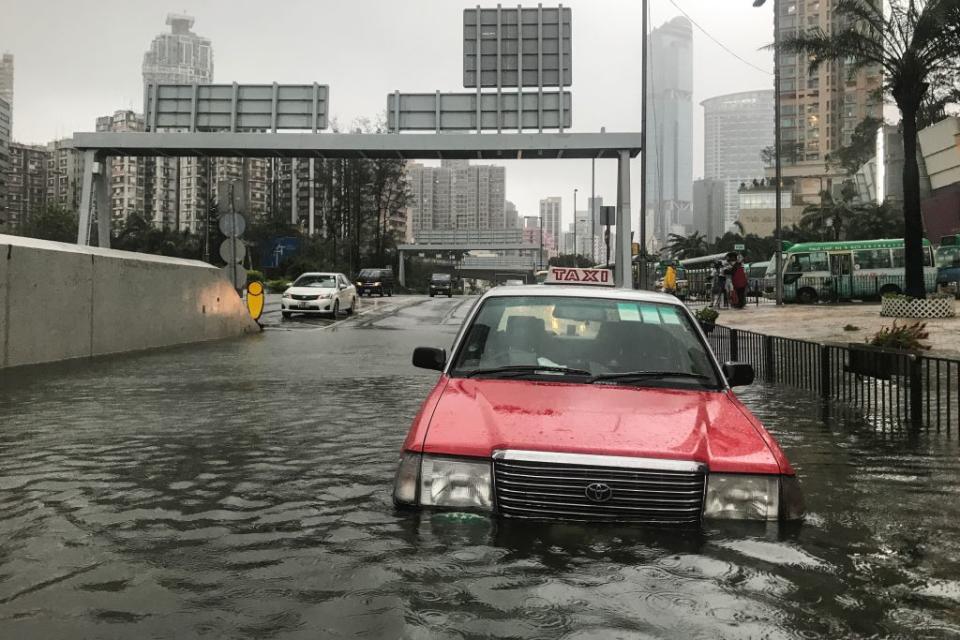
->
[433, 512, 487, 523]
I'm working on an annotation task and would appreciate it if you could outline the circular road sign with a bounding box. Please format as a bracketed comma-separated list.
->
[219, 238, 246, 264]
[218, 213, 246, 237]
[222, 263, 247, 289]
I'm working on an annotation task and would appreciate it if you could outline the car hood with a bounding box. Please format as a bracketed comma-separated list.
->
[418, 378, 784, 474]
[286, 286, 337, 295]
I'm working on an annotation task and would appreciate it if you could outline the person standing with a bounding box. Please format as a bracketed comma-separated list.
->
[711, 260, 727, 309]
[730, 255, 749, 309]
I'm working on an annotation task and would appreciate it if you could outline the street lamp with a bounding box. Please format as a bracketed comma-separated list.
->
[573, 187, 578, 262]
[753, 0, 784, 306]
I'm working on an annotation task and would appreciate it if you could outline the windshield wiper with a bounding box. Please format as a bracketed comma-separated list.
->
[588, 371, 712, 385]
[463, 365, 592, 379]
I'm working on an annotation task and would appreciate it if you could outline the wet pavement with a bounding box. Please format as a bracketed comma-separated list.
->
[1, 295, 959, 639]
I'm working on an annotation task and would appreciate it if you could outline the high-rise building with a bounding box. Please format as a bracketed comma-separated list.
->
[692, 178, 726, 242]
[96, 110, 146, 226]
[0, 53, 13, 112]
[0, 98, 9, 225]
[504, 200, 519, 229]
[46, 138, 85, 213]
[539, 197, 562, 253]
[142, 14, 214, 232]
[773, 0, 883, 202]
[645, 16, 693, 246]
[142, 15, 213, 86]
[702, 90, 775, 233]
[4, 142, 48, 233]
[406, 160, 506, 234]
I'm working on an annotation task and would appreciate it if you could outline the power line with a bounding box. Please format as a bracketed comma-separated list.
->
[665, 0, 773, 76]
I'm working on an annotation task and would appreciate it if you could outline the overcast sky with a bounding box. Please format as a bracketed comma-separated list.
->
[1, 0, 775, 232]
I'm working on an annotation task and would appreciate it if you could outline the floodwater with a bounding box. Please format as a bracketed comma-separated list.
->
[1, 296, 959, 639]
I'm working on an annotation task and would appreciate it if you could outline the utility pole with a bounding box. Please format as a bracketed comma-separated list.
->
[639, 0, 649, 289]
[573, 187, 578, 262]
[754, 0, 783, 305]
[591, 155, 596, 264]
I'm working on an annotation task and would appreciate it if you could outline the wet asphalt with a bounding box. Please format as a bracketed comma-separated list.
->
[1, 294, 959, 639]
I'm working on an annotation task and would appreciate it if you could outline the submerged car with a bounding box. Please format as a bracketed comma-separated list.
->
[281, 272, 357, 318]
[393, 271, 803, 525]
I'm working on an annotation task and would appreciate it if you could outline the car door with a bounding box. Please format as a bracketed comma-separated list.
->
[338, 274, 353, 306]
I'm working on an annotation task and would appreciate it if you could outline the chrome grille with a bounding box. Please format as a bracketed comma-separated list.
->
[292, 294, 318, 301]
[493, 455, 706, 525]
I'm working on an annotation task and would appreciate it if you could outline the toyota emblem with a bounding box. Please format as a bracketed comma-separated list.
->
[584, 482, 613, 503]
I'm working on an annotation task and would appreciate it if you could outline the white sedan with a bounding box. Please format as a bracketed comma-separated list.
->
[281, 272, 358, 319]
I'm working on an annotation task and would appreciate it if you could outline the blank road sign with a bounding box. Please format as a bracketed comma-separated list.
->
[219, 213, 247, 238]
[463, 6, 572, 88]
[388, 91, 571, 131]
[145, 83, 329, 132]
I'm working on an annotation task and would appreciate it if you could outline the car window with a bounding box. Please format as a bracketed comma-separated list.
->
[293, 274, 337, 288]
[450, 295, 719, 387]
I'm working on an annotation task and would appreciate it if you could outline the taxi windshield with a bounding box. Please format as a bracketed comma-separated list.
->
[293, 275, 337, 288]
[450, 295, 720, 388]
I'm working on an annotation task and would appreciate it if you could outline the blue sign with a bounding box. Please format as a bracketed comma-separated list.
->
[264, 236, 300, 268]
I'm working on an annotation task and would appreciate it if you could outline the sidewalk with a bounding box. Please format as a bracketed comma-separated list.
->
[712, 302, 960, 357]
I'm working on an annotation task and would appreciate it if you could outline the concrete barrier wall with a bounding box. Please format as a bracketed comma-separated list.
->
[0, 234, 260, 369]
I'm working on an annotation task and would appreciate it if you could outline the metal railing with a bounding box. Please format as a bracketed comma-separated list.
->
[707, 325, 960, 431]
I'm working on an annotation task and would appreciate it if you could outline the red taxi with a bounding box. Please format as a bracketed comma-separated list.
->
[393, 268, 803, 525]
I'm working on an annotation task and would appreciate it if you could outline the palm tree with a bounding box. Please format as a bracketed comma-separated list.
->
[799, 185, 861, 241]
[666, 231, 709, 259]
[782, 0, 960, 298]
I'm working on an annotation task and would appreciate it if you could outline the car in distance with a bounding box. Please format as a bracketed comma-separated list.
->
[356, 267, 395, 297]
[503, 278, 525, 286]
[281, 272, 357, 318]
[393, 269, 804, 525]
[429, 273, 455, 298]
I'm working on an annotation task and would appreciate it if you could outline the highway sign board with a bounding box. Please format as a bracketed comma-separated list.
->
[463, 6, 572, 88]
[145, 82, 329, 132]
[387, 91, 571, 132]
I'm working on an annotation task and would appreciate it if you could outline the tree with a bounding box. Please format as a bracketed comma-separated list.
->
[18, 204, 78, 243]
[799, 184, 862, 241]
[826, 115, 884, 175]
[782, 0, 960, 297]
[548, 254, 593, 268]
[666, 231, 709, 259]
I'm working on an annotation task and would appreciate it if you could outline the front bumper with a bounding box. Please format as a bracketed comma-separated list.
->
[358, 284, 384, 294]
[282, 299, 335, 313]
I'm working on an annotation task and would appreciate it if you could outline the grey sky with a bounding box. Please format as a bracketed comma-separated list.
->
[1, 0, 774, 233]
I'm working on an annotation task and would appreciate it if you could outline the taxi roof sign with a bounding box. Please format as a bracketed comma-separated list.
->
[545, 266, 615, 286]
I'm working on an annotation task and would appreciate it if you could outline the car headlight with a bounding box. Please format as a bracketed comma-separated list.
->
[420, 455, 492, 510]
[703, 474, 781, 520]
[374, 281, 382, 286]
[356, 281, 362, 286]
[393, 452, 420, 504]
[393, 452, 492, 510]
[282, 292, 291, 299]
[318, 293, 332, 299]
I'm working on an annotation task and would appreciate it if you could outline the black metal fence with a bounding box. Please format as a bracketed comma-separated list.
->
[707, 325, 960, 431]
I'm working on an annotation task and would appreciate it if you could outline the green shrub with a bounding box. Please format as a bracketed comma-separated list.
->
[246, 269, 265, 283]
[265, 279, 291, 293]
[694, 307, 719, 323]
[867, 321, 930, 351]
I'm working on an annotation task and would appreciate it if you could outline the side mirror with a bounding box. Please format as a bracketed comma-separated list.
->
[413, 347, 446, 371]
[722, 362, 754, 387]
[339, 284, 347, 290]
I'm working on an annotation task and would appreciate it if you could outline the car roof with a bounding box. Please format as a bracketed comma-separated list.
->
[297, 272, 340, 277]
[480, 284, 685, 306]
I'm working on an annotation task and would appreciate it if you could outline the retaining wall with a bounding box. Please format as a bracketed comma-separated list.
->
[0, 234, 259, 369]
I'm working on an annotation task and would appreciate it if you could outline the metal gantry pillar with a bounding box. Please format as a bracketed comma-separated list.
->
[615, 149, 632, 289]
[77, 150, 96, 245]
[398, 251, 406, 287]
[96, 159, 111, 248]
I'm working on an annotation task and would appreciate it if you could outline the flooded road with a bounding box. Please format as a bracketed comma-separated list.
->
[1, 296, 959, 639]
